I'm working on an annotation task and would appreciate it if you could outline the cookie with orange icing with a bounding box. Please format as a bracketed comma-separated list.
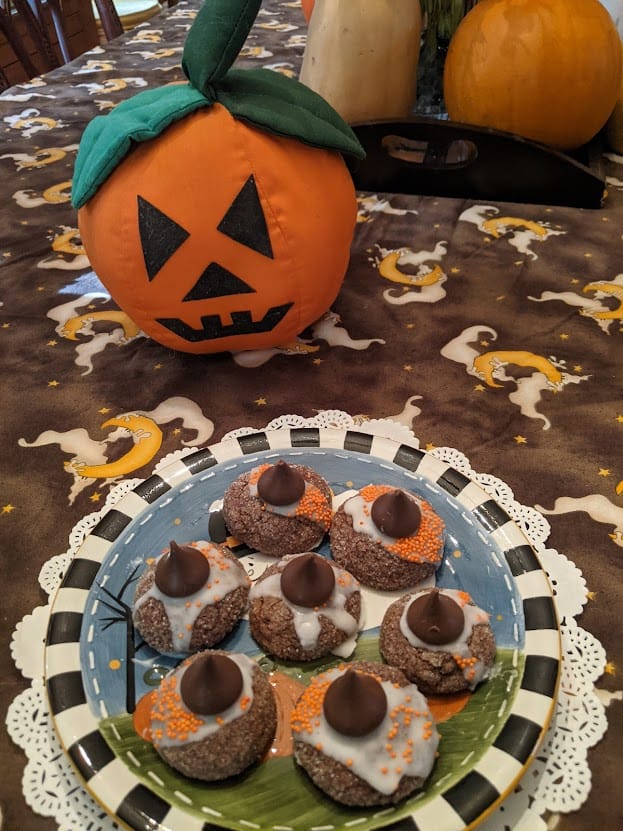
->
[222, 460, 332, 557]
[133, 539, 250, 654]
[248, 552, 362, 661]
[380, 588, 496, 694]
[329, 485, 444, 590]
[150, 650, 276, 780]
[291, 660, 439, 806]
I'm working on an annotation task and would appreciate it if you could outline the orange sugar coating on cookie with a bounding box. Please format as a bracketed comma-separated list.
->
[294, 484, 332, 529]
[291, 676, 331, 736]
[359, 485, 444, 563]
[150, 676, 202, 743]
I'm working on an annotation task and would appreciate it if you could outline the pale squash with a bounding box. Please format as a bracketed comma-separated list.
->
[299, 0, 422, 124]
[443, 0, 622, 150]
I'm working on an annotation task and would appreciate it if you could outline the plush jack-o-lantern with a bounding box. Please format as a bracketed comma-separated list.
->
[72, 0, 364, 354]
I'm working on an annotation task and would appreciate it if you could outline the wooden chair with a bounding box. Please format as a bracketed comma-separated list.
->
[0, 0, 124, 89]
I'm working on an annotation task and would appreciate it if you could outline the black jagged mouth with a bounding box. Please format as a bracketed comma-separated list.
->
[156, 302, 294, 343]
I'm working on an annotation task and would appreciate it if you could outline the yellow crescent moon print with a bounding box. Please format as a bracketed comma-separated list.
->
[582, 282, 623, 320]
[60, 311, 141, 341]
[52, 228, 84, 255]
[130, 32, 162, 43]
[43, 180, 72, 204]
[69, 415, 163, 478]
[24, 148, 67, 167]
[481, 217, 549, 238]
[79, 60, 115, 72]
[379, 251, 444, 287]
[14, 115, 58, 131]
[145, 48, 178, 59]
[472, 350, 564, 388]
[103, 79, 129, 92]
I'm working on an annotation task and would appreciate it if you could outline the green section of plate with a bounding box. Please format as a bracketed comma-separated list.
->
[99, 646, 522, 831]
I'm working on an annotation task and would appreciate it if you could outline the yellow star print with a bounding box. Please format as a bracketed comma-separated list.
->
[2, 504, 15, 514]
[514, 435, 527, 444]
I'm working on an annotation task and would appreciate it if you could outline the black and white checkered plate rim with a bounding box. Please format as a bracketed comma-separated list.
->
[45, 427, 561, 831]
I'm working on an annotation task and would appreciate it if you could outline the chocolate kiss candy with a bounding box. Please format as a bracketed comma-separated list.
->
[180, 653, 243, 715]
[371, 489, 421, 538]
[280, 553, 335, 607]
[155, 540, 211, 598]
[406, 589, 465, 645]
[323, 669, 387, 737]
[257, 460, 305, 505]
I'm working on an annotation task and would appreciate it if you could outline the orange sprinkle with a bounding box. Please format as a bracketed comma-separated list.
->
[359, 484, 444, 564]
[150, 676, 202, 743]
[295, 484, 332, 529]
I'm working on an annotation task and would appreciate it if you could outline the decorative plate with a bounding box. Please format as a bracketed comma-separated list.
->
[44, 428, 561, 831]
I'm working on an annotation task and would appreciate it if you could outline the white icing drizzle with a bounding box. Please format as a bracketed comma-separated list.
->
[133, 540, 249, 652]
[399, 588, 491, 689]
[152, 652, 256, 749]
[293, 667, 439, 794]
[249, 553, 362, 656]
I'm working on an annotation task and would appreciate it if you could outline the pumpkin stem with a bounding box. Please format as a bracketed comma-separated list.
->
[182, 0, 262, 94]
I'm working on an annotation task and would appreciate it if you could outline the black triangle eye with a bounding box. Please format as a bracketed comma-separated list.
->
[183, 262, 255, 301]
[217, 175, 273, 259]
[138, 195, 190, 280]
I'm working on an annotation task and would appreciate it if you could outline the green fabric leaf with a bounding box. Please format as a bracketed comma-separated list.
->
[182, 0, 262, 93]
[71, 84, 210, 209]
[216, 69, 366, 159]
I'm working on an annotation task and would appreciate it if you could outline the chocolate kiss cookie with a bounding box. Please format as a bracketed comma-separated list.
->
[380, 588, 496, 695]
[323, 669, 386, 737]
[151, 651, 277, 782]
[371, 489, 421, 538]
[133, 540, 250, 654]
[155, 540, 211, 598]
[222, 461, 333, 557]
[257, 460, 306, 505]
[281, 552, 335, 607]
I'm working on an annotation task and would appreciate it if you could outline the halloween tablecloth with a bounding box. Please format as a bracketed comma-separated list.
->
[1, 2, 621, 830]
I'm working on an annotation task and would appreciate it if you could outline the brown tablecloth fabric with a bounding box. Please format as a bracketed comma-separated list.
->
[1, 2, 621, 829]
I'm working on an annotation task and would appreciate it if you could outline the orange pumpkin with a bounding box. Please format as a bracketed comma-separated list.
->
[443, 0, 622, 150]
[301, 0, 314, 23]
[72, 0, 363, 354]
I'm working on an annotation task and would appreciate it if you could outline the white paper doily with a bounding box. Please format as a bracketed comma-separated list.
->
[8, 411, 608, 831]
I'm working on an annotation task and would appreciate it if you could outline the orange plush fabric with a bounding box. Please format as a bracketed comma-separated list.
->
[78, 104, 357, 354]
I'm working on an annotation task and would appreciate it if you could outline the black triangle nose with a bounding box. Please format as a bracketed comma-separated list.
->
[183, 262, 255, 301]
